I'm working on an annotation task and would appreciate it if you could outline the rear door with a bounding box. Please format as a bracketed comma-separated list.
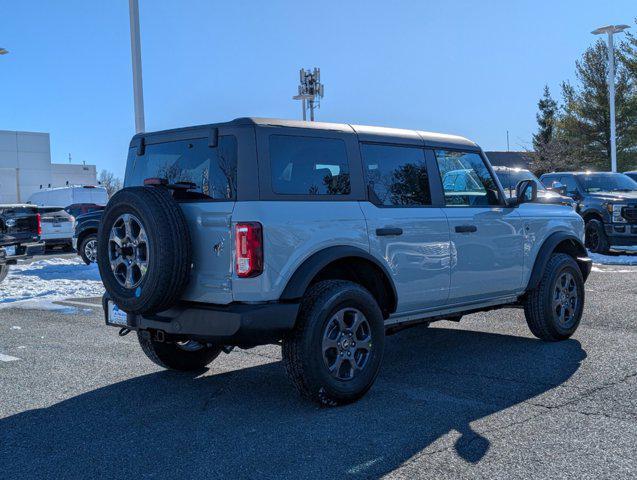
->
[359, 143, 451, 313]
[433, 149, 524, 302]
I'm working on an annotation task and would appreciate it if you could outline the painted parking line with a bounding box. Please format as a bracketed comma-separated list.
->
[55, 300, 101, 309]
[0, 353, 20, 362]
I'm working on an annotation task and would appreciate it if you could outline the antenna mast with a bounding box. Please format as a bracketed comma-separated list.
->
[293, 67, 324, 121]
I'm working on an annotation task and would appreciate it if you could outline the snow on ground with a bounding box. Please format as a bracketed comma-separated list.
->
[0, 257, 104, 310]
[588, 248, 637, 266]
[0, 246, 634, 312]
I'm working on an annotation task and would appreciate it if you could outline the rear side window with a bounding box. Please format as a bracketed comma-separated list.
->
[126, 136, 238, 200]
[361, 144, 431, 206]
[269, 135, 351, 195]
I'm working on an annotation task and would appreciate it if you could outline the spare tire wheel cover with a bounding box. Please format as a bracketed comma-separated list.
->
[97, 186, 192, 315]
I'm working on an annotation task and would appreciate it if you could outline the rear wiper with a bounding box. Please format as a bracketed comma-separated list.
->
[144, 178, 197, 191]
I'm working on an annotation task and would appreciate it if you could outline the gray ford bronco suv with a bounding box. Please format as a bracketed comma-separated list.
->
[99, 118, 591, 406]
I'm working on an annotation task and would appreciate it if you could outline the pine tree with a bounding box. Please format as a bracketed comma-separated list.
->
[618, 19, 637, 170]
[529, 86, 576, 175]
[618, 18, 637, 79]
[533, 86, 558, 150]
[559, 39, 636, 171]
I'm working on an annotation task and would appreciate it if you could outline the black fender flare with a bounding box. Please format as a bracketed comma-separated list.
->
[280, 245, 398, 311]
[527, 232, 590, 291]
[580, 208, 605, 223]
[77, 224, 99, 244]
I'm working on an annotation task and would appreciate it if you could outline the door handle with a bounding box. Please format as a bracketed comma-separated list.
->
[455, 225, 477, 233]
[376, 227, 403, 236]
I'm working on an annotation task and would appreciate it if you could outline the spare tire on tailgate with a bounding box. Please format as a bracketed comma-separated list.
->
[97, 186, 192, 314]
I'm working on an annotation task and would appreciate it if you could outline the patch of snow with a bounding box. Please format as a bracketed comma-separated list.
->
[591, 266, 635, 273]
[587, 250, 637, 266]
[0, 257, 104, 309]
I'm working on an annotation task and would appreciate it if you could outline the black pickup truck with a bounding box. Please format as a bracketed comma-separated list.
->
[0, 204, 45, 284]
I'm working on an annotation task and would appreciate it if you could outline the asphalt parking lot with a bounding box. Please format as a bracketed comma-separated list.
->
[1, 264, 636, 479]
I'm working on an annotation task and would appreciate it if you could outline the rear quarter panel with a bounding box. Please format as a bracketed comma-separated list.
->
[231, 201, 369, 302]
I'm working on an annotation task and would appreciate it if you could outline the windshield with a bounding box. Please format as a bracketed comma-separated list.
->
[494, 169, 545, 193]
[575, 173, 637, 193]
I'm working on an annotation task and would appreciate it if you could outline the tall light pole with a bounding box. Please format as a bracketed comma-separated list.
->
[592, 24, 630, 172]
[129, 0, 145, 133]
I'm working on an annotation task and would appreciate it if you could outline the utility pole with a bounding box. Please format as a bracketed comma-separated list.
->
[293, 68, 324, 121]
[506, 130, 510, 152]
[129, 0, 146, 133]
[592, 24, 630, 172]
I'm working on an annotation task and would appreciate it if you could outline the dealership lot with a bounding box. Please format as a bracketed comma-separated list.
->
[1, 263, 636, 479]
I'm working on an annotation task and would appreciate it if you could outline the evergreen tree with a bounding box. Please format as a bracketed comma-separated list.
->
[618, 18, 637, 170]
[533, 86, 558, 150]
[618, 18, 637, 79]
[529, 86, 577, 175]
[559, 40, 636, 171]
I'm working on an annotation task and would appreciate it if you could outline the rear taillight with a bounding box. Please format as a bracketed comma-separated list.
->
[36, 213, 42, 236]
[235, 222, 263, 278]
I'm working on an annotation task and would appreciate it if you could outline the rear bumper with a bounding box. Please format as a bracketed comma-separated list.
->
[43, 237, 73, 246]
[103, 294, 300, 346]
[0, 242, 45, 265]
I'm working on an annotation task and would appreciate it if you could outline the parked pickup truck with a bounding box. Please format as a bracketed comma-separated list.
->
[0, 204, 45, 284]
[540, 171, 637, 254]
[73, 208, 104, 264]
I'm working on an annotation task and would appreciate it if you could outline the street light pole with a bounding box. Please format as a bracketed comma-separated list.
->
[592, 24, 630, 172]
[129, 0, 145, 134]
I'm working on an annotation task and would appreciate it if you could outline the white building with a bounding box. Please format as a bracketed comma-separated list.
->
[0, 130, 97, 204]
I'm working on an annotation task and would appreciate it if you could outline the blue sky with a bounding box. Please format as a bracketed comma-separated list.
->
[1, 0, 634, 178]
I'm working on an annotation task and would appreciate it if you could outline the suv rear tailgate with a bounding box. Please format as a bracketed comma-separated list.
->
[0, 205, 39, 246]
[179, 202, 235, 305]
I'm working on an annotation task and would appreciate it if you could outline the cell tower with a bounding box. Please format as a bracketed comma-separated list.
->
[292, 68, 324, 121]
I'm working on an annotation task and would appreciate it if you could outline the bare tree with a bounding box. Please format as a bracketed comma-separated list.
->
[98, 170, 123, 198]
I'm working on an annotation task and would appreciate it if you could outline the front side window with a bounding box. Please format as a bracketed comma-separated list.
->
[435, 150, 500, 206]
[126, 136, 238, 200]
[558, 176, 579, 196]
[270, 135, 351, 195]
[361, 144, 431, 206]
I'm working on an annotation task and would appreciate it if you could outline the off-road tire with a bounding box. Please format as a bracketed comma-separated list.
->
[282, 280, 385, 406]
[137, 331, 221, 371]
[97, 186, 192, 315]
[79, 233, 98, 265]
[0, 264, 8, 284]
[585, 219, 610, 254]
[524, 253, 585, 341]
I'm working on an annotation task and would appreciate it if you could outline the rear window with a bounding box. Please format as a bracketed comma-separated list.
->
[269, 135, 351, 195]
[126, 136, 238, 200]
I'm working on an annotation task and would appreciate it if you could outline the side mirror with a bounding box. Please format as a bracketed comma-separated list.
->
[515, 179, 538, 205]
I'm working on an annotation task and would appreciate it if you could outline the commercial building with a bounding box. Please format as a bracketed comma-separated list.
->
[0, 130, 97, 204]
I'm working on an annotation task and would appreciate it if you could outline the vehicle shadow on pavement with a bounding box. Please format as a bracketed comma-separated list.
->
[0, 326, 585, 479]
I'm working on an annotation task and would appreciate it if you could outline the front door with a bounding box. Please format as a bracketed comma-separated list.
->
[359, 143, 451, 314]
[434, 149, 524, 302]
